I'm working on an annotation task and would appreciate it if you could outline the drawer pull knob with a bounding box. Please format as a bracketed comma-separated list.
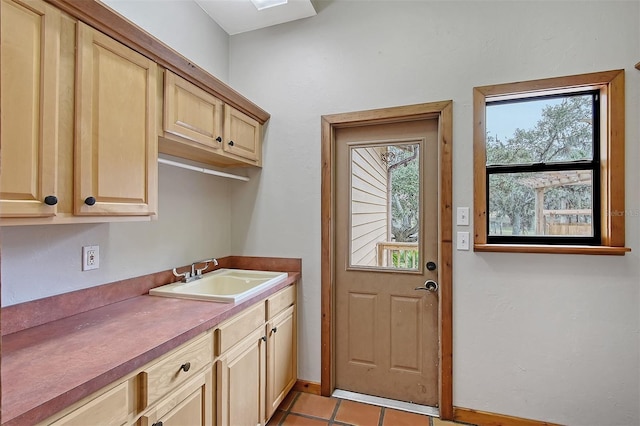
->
[152, 422, 163, 426]
[44, 195, 58, 206]
[228, 140, 235, 147]
[272, 327, 278, 333]
[216, 136, 222, 143]
[180, 362, 191, 372]
[84, 196, 96, 206]
[261, 335, 267, 342]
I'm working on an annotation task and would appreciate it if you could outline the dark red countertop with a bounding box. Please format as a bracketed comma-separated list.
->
[1, 272, 299, 426]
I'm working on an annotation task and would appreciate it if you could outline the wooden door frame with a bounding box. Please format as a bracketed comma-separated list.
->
[320, 101, 453, 420]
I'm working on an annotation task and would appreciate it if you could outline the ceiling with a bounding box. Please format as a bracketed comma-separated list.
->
[195, 0, 317, 35]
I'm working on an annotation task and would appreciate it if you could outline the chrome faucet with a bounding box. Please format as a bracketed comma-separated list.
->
[172, 258, 218, 283]
[191, 258, 218, 279]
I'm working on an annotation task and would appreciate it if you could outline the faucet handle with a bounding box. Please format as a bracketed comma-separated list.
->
[172, 268, 191, 282]
[195, 258, 218, 276]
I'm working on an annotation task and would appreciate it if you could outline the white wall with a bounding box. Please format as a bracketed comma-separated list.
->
[1, 164, 231, 305]
[103, 0, 229, 82]
[228, 1, 640, 425]
[1, 0, 232, 305]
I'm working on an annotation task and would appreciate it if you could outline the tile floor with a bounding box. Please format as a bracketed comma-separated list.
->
[267, 391, 475, 426]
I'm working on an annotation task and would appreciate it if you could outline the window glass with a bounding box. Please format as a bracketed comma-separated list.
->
[484, 92, 599, 244]
[349, 143, 420, 270]
[486, 94, 594, 165]
[488, 170, 593, 237]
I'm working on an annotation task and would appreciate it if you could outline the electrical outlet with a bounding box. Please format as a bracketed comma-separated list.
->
[456, 207, 470, 226]
[457, 232, 470, 251]
[82, 245, 99, 271]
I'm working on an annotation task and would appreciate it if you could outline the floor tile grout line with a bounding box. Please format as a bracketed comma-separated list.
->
[277, 391, 301, 426]
[378, 406, 386, 426]
[287, 412, 338, 423]
[328, 398, 341, 424]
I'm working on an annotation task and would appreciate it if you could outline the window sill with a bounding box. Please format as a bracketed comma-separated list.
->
[473, 244, 631, 256]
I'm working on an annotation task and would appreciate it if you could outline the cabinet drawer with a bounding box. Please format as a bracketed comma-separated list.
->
[267, 285, 295, 320]
[50, 381, 129, 426]
[137, 369, 211, 426]
[139, 333, 213, 410]
[215, 302, 265, 356]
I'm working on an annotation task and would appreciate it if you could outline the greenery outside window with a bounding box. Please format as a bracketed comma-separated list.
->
[473, 70, 629, 255]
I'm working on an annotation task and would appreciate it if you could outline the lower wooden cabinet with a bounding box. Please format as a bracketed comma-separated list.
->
[266, 304, 297, 418]
[138, 368, 213, 426]
[216, 328, 266, 426]
[41, 332, 214, 426]
[215, 284, 297, 426]
[40, 284, 296, 426]
[49, 381, 129, 426]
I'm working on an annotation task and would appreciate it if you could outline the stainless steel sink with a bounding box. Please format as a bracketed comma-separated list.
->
[149, 269, 288, 303]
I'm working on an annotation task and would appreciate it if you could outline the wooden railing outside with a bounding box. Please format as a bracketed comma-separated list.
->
[376, 241, 419, 268]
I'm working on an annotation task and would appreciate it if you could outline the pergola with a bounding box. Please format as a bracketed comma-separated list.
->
[520, 171, 593, 235]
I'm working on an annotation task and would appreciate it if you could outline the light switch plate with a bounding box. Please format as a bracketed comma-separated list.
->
[456, 207, 470, 226]
[457, 232, 470, 250]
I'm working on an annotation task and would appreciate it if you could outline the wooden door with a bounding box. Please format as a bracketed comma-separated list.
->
[334, 119, 440, 406]
[266, 305, 297, 418]
[164, 69, 223, 148]
[216, 328, 266, 426]
[0, 0, 60, 218]
[75, 22, 157, 216]
[223, 105, 261, 164]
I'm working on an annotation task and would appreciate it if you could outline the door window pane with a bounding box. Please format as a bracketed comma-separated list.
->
[350, 143, 420, 270]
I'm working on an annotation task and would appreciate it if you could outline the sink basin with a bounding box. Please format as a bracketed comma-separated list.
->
[150, 269, 288, 303]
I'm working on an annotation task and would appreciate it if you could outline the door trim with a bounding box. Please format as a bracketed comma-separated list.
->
[321, 101, 453, 419]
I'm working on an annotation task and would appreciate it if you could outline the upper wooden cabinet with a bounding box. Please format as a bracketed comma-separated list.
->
[164, 69, 223, 149]
[75, 22, 158, 216]
[160, 70, 263, 168]
[0, 0, 60, 217]
[1, 9, 158, 224]
[223, 105, 261, 163]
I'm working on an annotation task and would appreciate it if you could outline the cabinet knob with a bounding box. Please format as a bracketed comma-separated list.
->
[44, 195, 58, 206]
[152, 422, 163, 426]
[180, 362, 191, 372]
[228, 140, 235, 147]
[261, 335, 267, 342]
[215, 136, 222, 143]
[84, 196, 96, 206]
[272, 327, 278, 333]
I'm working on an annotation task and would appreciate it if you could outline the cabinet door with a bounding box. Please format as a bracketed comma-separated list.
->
[222, 105, 261, 164]
[75, 22, 157, 216]
[266, 305, 297, 418]
[0, 0, 59, 218]
[164, 70, 223, 149]
[217, 328, 266, 426]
